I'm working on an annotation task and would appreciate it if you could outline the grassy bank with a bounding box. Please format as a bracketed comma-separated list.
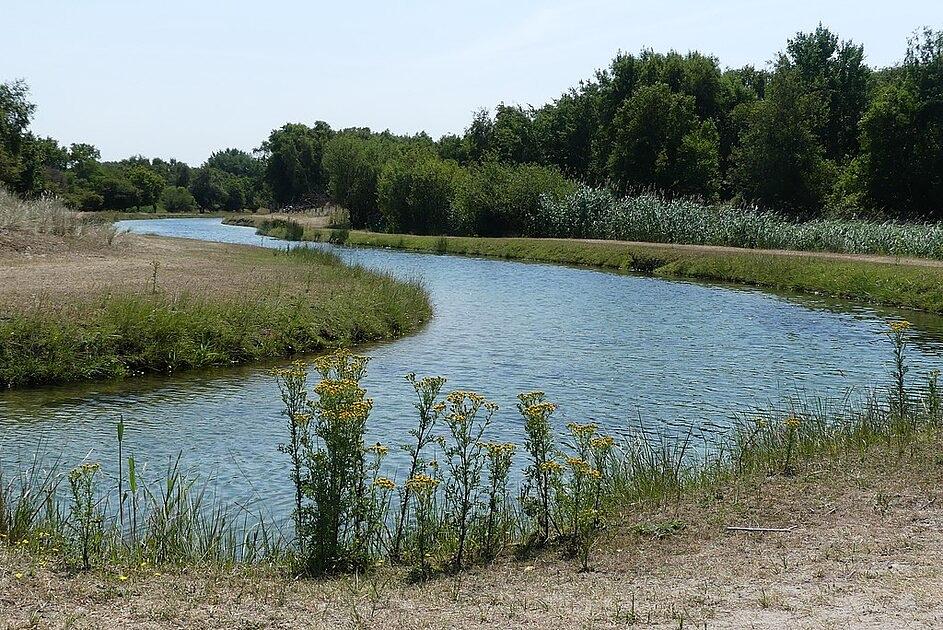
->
[0, 196, 430, 389]
[0, 245, 429, 388]
[231, 216, 943, 314]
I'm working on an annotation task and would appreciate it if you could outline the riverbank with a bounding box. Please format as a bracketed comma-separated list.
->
[229, 217, 943, 314]
[0, 226, 430, 388]
[3, 429, 941, 628]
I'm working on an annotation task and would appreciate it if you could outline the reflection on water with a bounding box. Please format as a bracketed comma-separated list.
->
[3, 218, 943, 521]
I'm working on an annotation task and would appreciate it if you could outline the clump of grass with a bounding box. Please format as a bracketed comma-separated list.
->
[0, 187, 117, 246]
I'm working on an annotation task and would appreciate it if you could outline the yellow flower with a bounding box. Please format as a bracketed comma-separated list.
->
[118, 575, 129, 582]
[567, 422, 598, 437]
[785, 416, 801, 429]
[889, 320, 912, 334]
[373, 477, 396, 491]
[590, 436, 614, 449]
[14, 572, 23, 580]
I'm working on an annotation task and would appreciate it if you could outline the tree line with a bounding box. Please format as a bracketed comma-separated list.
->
[1, 26, 941, 232]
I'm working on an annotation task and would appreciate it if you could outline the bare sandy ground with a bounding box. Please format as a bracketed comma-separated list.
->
[2, 440, 941, 629]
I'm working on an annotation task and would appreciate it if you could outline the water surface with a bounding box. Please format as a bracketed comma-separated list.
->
[2, 218, 941, 520]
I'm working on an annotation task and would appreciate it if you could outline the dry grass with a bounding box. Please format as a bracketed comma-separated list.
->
[3, 440, 942, 629]
[0, 232, 355, 315]
[0, 189, 118, 250]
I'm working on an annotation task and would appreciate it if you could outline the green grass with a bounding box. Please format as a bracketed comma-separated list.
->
[0, 247, 431, 389]
[238, 218, 943, 315]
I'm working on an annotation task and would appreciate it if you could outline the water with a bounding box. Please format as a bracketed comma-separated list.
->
[3, 217, 942, 521]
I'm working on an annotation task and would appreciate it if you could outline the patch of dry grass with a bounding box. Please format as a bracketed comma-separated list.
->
[0, 188, 118, 250]
[3, 439, 942, 628]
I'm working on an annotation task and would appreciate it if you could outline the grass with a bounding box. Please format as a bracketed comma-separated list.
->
[234, 216, 943, 314]
[0, 246, 430, 388]
[0, 188, 117, 246]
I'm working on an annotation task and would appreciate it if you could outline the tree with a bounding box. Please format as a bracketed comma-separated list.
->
[857, 29, 943, 217]
[160, 186, 198, 212]
[128, 165, 164, 209]
[378, 153, 463, 234]
[607, 83, 720, 198]
[322, 133, 391, 228]
[778, 25, 871, 161]
[206, 148, 261, 178]
[259, 122, 333, 206]
[491, 104, 538, 164]
[463, 108, 494, 163]
[730, 69, 834, 215]
[188, 166, 229, 210]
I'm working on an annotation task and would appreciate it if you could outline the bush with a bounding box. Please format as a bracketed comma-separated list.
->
[159, 186, 197, 212]
[378, 154, 464, 234]
[451, 162, 575, 236]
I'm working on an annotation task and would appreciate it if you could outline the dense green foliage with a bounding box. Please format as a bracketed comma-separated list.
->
[2, 26, 941, 233]
[538, 186, 943, 258]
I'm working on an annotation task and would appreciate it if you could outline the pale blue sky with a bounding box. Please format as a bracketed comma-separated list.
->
[2, 1, 940, 165]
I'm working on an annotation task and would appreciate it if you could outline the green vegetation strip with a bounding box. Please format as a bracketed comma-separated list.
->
[0, 247, 430, 389]
[236, 218, 943, 315]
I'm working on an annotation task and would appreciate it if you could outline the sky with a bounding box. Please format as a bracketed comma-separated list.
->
[2, 0, 941, 165]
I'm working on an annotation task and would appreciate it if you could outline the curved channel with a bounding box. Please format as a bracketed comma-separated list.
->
[2, 218, 942, 520]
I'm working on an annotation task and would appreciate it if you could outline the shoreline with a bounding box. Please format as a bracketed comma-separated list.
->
[0, 230, 431, 389]
[228, 216, 943, 315]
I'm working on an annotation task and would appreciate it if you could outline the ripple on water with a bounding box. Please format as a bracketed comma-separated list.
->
[2, 217, 943, 521]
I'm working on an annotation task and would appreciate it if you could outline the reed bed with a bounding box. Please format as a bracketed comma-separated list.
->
[538, 186, 943, 259]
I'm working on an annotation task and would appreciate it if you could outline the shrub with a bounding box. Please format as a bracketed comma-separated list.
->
[451, 162, 575, 236]
[160, 186, 198, 212]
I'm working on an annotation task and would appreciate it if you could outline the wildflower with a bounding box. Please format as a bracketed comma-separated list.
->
[373, 477, 396, 491]
[590, 436, 614, 449]
[785, 416, 801, 429]
[889, 320, 912, 334]
[14, 572, 23, 580]
[567, 422, 598, 437]
[539, 460, 563, 473]
[405, 473, 439, 492]
[118, 575, 129, 582]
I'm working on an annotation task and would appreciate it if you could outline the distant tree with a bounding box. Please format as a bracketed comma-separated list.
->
[607, 83, 720, 198]
[67, 143, 101, 180]
[259, 122, 333, 206]
[491, 104, 538, 164]
[128, 165, 164, 209]
[730, 69, 834, 215]
[322, 133, 391, 228]
[159, 185, 198, 212]
[436, 134, 467, 163]
[857, 29, 943, 217]
[462, 108, 494, 163]
[188, 167, 229, 210]
[206, 148, 261, 178]
[778, 25, 872, 161]
[378, 153, 463, 233]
